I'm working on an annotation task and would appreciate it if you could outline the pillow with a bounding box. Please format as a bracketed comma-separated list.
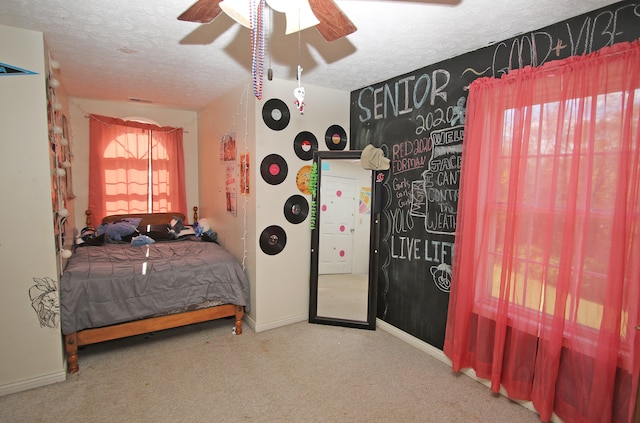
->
[121, 217, 142, 227]
[201, 231, 218, 243]
[131, 234, 155, 246]
[196, 218, 211, 233]
[168, 216, 184, 235]
[96, 220, 140, 241]
[176, 226, 196, 238]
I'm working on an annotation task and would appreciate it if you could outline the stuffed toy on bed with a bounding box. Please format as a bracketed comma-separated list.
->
[168, 216, 184, 239]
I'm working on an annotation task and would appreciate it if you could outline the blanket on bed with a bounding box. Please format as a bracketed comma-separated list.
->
[60, 236, 250, 334]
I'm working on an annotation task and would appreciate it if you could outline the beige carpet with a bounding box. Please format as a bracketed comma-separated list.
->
[0, 319, 541, 422]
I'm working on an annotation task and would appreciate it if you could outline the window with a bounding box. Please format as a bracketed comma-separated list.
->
[444, 41, 640, 423]
[88, 114, 187, 222]
[479, 92, 639, 341]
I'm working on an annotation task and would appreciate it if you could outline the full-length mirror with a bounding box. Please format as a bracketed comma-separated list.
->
[309, 150, 379, 330]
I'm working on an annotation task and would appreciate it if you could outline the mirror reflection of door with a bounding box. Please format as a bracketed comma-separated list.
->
[316, 160, 371, 322]
[319, 175, 356, 274]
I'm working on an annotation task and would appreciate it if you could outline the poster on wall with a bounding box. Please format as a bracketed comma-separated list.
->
[226, 164, 237, 216]
[220, 132, 236, 161]
[359, 186, 371, 214]
[239, 153, 250, 195]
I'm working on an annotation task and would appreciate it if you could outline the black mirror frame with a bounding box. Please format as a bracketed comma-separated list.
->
[308, 150, 379, 330]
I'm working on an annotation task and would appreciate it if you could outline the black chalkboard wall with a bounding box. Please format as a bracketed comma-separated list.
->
[349, 1, 640, 350]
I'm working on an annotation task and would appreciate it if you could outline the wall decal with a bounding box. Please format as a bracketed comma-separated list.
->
[29, 277, 60, 328]
[0, 61, 37, 75]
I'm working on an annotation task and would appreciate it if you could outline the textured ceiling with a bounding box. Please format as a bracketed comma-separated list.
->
[0, 0, 622, 111]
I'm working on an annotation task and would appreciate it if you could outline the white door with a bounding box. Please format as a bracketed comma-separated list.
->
[319, 175, 357, 274]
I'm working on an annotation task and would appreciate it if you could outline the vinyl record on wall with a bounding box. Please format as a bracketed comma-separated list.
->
[325, 124, 347, 150]
[259, 225, 287, 255]
[283, 195, 309, 224]
[293, 131, 318, 161]
[262, 98, 290, 131]
[260, 154, 288, 185]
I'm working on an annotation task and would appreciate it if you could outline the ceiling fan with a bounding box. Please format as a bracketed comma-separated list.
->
[178, 0, 357, 42]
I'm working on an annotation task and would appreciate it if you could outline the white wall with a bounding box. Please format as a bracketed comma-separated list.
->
[198, 77, 350, 331]
[0, 24, 65, 395]
[254, 78, 350, 330]
[67, 98, 199, 229]
[197, 82, 257, 323]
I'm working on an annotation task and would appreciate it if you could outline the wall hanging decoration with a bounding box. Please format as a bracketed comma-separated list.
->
[259, 225, 287, 255]
[225, 164, 237, 216]
[220, 132, 237, 161]
[283, 194, 309, 224]
[308, 161, 318, 229]
[293, 130, 317, 161]
[293, 65, 305, 114]
[239, 152, 250, 195]
[260, 153, 288, 185]
[295, 165, 313, 195]
[324, 124, 347, 150]
[262, 98, 290, 130]
[46, 53, 73, 265]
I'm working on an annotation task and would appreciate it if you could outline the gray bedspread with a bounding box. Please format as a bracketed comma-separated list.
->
[60, 237, 250, 334]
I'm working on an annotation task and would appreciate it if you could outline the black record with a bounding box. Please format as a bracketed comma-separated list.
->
[262, 98, 290, 131]
[260, 154, 288, 185]
[259, 225, 287, 255]
[293, 131, 318, 161]
[283, 195, 309, 224]
[325, 124, 347, 150]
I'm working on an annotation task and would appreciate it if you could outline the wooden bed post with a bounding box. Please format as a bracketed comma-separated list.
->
[235, 305, 244, 335]
[65, 333, 79, 374]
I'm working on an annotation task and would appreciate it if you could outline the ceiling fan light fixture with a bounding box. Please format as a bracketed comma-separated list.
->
[267, 0, 319, 34]
[220, 0, 252, 28]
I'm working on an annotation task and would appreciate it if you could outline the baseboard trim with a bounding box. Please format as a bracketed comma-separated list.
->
[376, 319, 563, 423]
[252, 313, 307, 333]
[0, 371, 66, 397]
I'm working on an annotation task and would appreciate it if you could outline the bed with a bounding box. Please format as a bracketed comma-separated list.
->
[60, 209, 249, 373]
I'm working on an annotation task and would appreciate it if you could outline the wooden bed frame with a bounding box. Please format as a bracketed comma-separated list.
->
[64, 208, 244, 374]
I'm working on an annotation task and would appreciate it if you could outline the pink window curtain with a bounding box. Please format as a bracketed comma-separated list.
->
[444, 41, 640, 423]
[88, 114, 187, 223]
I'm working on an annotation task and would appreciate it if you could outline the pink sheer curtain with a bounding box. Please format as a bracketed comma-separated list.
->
[88, 114, 187, 223]
[444, 41, 640, 423]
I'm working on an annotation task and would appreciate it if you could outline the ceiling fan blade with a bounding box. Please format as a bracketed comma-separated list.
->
[178, 0, 224, 23]
[308, 0, 357, 42]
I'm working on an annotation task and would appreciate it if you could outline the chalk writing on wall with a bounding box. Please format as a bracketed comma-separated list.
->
[350, 1, 640, 350]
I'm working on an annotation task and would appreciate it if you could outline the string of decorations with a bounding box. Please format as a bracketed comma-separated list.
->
[238, 84, 250, 270]
[202, 82, 251, 270]
[309, 161, 318, 229]
[47, 53, 73, 266]
[250, 0, 265, 99]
